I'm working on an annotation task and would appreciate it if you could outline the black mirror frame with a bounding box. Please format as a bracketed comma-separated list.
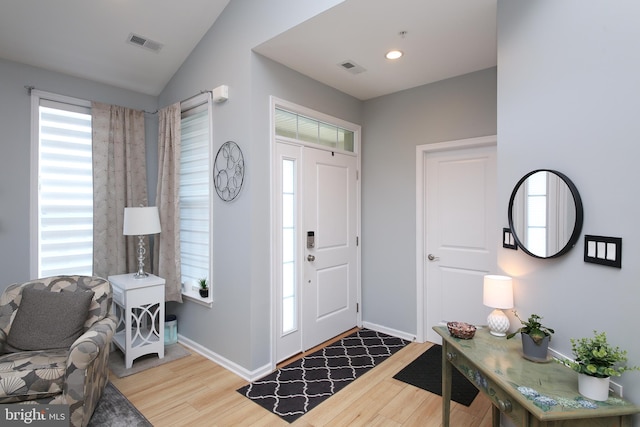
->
[507, 169, 584, 259]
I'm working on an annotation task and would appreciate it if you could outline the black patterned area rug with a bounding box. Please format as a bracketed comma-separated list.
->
[237, 329, 409, 423]
[393, 344, 479, 406]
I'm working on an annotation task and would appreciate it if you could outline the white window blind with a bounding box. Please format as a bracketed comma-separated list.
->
[36, 99, 93, 277]
[179, 103, 211, 292]
[275, 107, 355, 152]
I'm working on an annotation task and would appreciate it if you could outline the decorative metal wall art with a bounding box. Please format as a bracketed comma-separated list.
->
[213, 141, 244, 202]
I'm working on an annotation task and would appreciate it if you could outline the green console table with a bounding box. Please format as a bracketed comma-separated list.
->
[434, 326, 640, 426]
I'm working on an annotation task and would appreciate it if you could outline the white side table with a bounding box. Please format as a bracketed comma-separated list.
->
[108, 273, 165, 369]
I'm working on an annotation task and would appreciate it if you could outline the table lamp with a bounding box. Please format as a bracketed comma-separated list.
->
[483, 274, 513, 336]
[123, 206, 161, 279]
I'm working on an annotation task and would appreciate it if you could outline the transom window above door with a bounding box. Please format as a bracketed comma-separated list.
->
[275, 108, 355, 153]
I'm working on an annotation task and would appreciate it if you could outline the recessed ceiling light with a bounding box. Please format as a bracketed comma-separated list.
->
[385, 50, 403, 60]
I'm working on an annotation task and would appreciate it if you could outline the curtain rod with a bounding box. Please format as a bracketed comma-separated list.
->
[24, 85, 212, 115]
[146, 90, 213, 115]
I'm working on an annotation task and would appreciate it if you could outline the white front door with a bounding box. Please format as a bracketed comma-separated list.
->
[302, 147, 358, 350]
[422, 141, 497, 344]
[275, 142, 358, 362]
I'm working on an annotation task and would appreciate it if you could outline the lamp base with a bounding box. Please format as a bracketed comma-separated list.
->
[487, 308, 510, 336]
[133, 235, 149, 280]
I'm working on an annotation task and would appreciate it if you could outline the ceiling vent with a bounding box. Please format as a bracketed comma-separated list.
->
[338, 60, 366, 75]
[127, 33, 163, 53]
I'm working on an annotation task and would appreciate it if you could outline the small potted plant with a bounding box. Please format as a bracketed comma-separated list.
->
[198, 278, 209, 298]
[562, 330, 638, 401]
[506, 312, 554, 362]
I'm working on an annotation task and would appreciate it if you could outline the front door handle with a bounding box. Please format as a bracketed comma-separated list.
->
[427, 254, 440, 261]
[307, 254, 316, 262]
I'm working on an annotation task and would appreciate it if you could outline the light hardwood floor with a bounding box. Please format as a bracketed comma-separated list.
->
[110, 330, 493, 426]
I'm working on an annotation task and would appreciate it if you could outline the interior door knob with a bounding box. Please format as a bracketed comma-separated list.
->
[427, 254, 440, 261]
[307, 254, 315, 262]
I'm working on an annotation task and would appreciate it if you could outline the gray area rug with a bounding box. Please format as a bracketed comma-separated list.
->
[109, 343, 191, 378]
[88, 382, 152, 427]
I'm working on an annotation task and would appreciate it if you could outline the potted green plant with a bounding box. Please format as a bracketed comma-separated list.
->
[506, 312, 554, 362]
[562, 330, 638, 401]
[198, 278, 209, 298]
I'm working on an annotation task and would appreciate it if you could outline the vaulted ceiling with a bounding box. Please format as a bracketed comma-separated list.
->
[255, 0, 497, 100]
[0, 0, 496, 100]
[0, 0, 230, 95]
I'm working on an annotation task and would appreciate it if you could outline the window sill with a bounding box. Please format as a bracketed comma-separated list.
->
[182, 288, 213, 308]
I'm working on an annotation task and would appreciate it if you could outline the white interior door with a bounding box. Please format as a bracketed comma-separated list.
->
[302, 147, 357, 350]
[275, 142, 358, 362]
[424, 144, 497, 344]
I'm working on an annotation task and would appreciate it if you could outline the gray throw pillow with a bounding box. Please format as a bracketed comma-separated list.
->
[7, 287, 95, 351]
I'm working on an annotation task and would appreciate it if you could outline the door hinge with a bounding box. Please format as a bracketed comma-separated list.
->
[356, 236, 359, 246]
[357, 303, 359, 313]
[356, 170, 359, 180]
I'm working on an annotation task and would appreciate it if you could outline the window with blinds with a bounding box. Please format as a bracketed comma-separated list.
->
[179, 102, 212, 298]
[35, 98, 93, 277]
[275, 108, 355, 152]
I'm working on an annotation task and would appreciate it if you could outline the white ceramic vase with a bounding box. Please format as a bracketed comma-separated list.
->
[578, 373, 610, 401]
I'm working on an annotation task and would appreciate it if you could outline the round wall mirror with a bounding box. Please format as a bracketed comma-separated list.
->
[508, 170, 583, 259]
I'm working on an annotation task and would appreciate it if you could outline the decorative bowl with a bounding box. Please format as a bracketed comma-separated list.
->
[447, 321, 476, 339]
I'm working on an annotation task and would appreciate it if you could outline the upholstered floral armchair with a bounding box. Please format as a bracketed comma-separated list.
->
[0, 275, 117, 427]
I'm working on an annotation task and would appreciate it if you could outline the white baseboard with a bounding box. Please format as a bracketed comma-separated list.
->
[175, 324, 429, 384]
[176, 334, 271, 382]
[362, 321, 416, 342]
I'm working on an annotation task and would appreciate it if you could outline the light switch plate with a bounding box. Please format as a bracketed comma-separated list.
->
[584, 235, 621, 268]
[503, 228, 517, 250]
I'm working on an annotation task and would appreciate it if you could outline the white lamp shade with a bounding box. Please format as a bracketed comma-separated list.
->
[123, 207, 161, 236]
[483, 275, 513, 309]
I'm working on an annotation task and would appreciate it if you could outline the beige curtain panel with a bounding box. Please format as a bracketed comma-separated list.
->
[154, 102, 183, 303]
[92, 102, 148, 279]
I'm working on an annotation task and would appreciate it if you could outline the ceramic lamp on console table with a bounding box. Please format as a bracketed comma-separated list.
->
[483, 275, 513, 336]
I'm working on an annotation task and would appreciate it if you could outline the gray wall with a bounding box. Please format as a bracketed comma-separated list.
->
[160, 0, 496, 371]
[0, 58, 157, 287]
[0, 1, 497, 373]
[8, 5, 634, 411]
[497, 0, 640, 415]
[361, 68, 497, 334]
[160, 0, 358, 372]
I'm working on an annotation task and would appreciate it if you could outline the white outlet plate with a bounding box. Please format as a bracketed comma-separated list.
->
[609, 380, 623, 398]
